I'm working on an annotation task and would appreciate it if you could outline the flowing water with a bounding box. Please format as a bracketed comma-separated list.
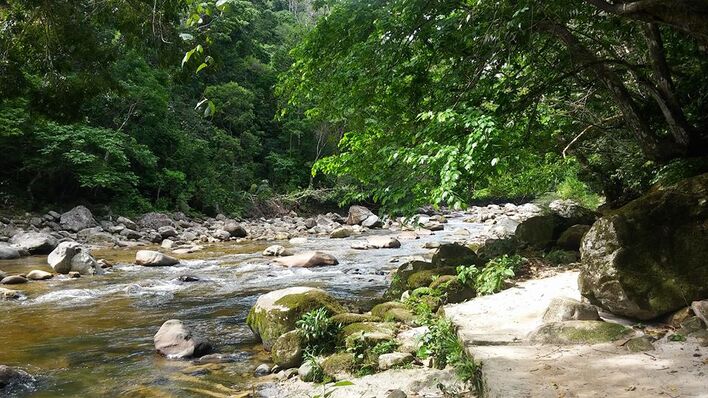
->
[0, 216, 484, 397]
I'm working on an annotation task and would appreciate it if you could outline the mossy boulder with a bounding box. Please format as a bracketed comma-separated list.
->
[431, 243, 481, 267]
[271, 330, 304, 369]
[530, 320, 633, 345]
[330, 312, 380, 326]
[430, 275, 476, 304]
[321, 352, 356, 380]
[515, 215, 558, 248]
[579, 173, 708, 320]
[475, 237, 519, 262]
[406, 267, 457, 290]
[371, 302, 408, 318]
[385, 260, 437, 299]
[246, 287, 344, 350]
[340, 322, 396, 349]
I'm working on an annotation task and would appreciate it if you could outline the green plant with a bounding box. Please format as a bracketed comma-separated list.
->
[310, 381, 355, 398]
[475, 255, 524, 295]
[371, 340, 399, 356]
[456, 265, 480, 287]
[417, 318, 480, 386]
[296, 308, 341, 355]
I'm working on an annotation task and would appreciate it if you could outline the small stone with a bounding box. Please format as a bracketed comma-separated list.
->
[274, 251, 338, 268]
[691, 300, 708, 326]
[178, 275, 200, 282]
[263, 245, 291, 257]
[135, 250, 179, 266]
[68, 271, 81, 278]
[26, 270, 53, 280]
[298, 361, 316, 382]
[254, 363, 271, 377]
[154, 319, 212, 359]
[387, 389, 407, 398]
[161, 239, 175, 249]
[543, 297, 600, 322]
[625, 336, 655, 352]
[0, 287, 23, 300]
[330, 226, 354, 238]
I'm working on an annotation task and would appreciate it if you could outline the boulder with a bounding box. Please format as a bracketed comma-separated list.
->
[579, 173, 708, 320]
[137, 212, 174, 230]
[330, 313, 380, 326]
[26, 270, 53, 280]
[271, 330, 304, 368]
[211, 229, 231, 241]
[9, 232, 57, 254]
[0, 365, 35, 394]
[321, 352, 356, 380]
[431, 243, 480, 267]
[298, 360, 317, 382]
[361, 214, 382, 228]
[396, 326, 428, 354]
[0, 244, 21, 260]
[274, 251, 338, 268]
[158, 226, 178, 239]
[366, 236, 401, 249]
[330, 226, 354, 239]
[254, 363, 271, 376]
[548, 199, 597, 227]
[48, 242, 100, 275]
[542, 297, 600, 322]
[135, 250, 179, 266]
[341, 322, 397, 349]
[117, 216, 139, 230]
[246, 287, 344, 350]
[429, 275, 476, 303]
[346, 205, 374, 225]
[691, 300, 708, 326]
[153, 319, 212, 359]
[120, 228, 142, 240]
[515, 215, 557, 248]
[1, 275, 27, 285]
[530, 320, 633, 345]
[263, 245, 292, 257]
[625, 336, 655, 352]
[59, 205, 97, 232]
[378, 352, 414, 370]
[556, 224, 591, 251]
[224, 221, 247, 238]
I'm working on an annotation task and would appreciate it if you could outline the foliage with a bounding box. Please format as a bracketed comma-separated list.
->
[417, 317, 480, 383]
[310, 380, 354, 398]
[296, 307, 341, 356]
[457, 255, 524, 295]
[281, 0, 708, 211]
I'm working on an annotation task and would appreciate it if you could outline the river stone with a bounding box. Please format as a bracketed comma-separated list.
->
[366, 236, 401, 249]
[330, 226, 354, 238]
[429, 275, 476, 303]
[9, 232, 58, 254]
[330, 312, 380, 325]
[26, 270, 53, 280]
[263, 245, 292, 257]
[691, 300, 708, 326]
[0, 287, 23, 300]
[138, 212, 174, 230]
[340, 322, 397, 349]
[625, 336, 655, 352]
[271, 330, 304, 369]
[515, 215, 558, 248]
[59, 205, 97, 232]
[1, 275, 27, 285]
[211, 229, 231, 240]
[556, 224, 591, 251]
[0, 244, 21, 260]
[48, 242, 100, 275]
[246, 287, 344, 350]
[254, 363, 271, 376]
[120, 228, 142, 240]
[396, 326, 428, 354]
[154, 319, 212, 359]
[321, 352, 356, 380]
[70, 249, 101, 275]
[135, 250, 179, 266]
[548, 199, 597, 227]
[431, 243, 480, 267]
[378, 352, 414, 370]
[579, 173, 708, 320]
[361, 214, 382, 228]
[0, 365, 36, 394]
[224, 221, 247, 238]
[346, 205, 374, 225]
[158, 226, 178, 238]
[274, 251, 338, 268]
[542, 297, 600, 322]
[530, 320, 633, 345]
[117, 216, 138, 230]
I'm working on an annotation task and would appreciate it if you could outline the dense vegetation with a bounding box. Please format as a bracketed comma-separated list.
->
[0, 0, 333, 215]
[2, 0, 707, 215]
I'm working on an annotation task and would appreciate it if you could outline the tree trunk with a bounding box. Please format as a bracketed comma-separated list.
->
[540, 22, 676, 161]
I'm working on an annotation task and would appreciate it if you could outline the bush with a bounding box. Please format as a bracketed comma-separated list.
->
[296, 307, 341, 355]
[456, 254, 524, 295]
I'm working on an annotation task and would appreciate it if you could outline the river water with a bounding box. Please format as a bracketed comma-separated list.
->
[0, 216, 484, 397]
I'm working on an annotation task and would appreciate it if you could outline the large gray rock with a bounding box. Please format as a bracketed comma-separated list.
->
[9, 232, 57, 254]
[48, 242, 100, 275]
[26, 270, 53, 280]
[0, 244, 21, 260]
[135, 250, 179, 266]
[1, 275, 27, 285]
[515, 215, 557, 248]
[59, 205, 97, 232]
[137, 212, 174, 230]
[530, 320, 633, 345]
[330, 226, 354, 238]
[378, 352, 414, 370]
[579, 173, 708, 320]
[271, 330, 304, 368]
[116, 216, 138, 230]
[556, 224, 591, 251]
[153, 319, 212, 359]
[274, 251, 338, 268]
[346, 205, 374, 225]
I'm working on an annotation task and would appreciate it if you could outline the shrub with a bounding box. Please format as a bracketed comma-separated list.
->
[296, 307, 341, 355]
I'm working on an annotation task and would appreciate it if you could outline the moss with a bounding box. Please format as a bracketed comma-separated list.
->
[340, 322, 397, 349]
[531, 321, 633, 345]
[271, 330, 304, 368]
[407, 267, 456, 290]
[321, 352, 356, 379]
[429, 275, 456, 289]
[432, 243, 481, 267]
[382, 307, 417, 324]
[371, 301, 407, 318]
[246, 288, 345, 350]
[330, 312, 380, 326]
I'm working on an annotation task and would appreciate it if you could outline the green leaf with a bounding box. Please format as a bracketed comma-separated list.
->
[196, 63, 208, 74]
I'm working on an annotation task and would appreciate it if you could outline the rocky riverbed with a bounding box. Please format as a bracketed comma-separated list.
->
[2, 174, 707, 398]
